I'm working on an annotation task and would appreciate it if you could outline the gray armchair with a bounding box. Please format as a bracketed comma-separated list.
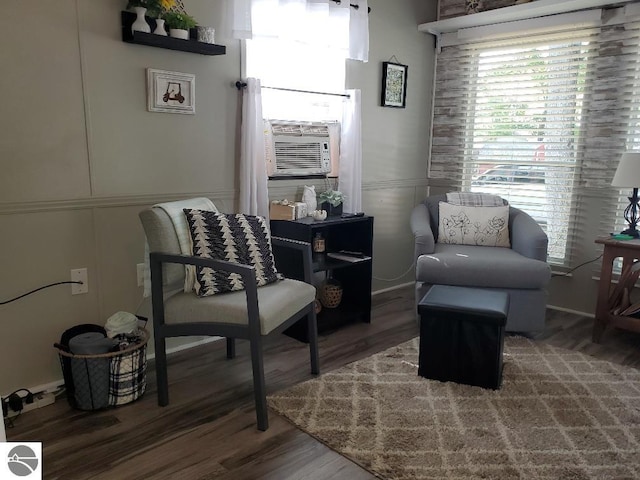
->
[410, 194, 551, 332]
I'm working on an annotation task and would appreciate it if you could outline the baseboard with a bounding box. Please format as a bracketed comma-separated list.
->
[370, 282, 595, 320]
[5, 337, 224, 400]
[546, 304, 594, 318]
[8, 379, 66, 399]
[372, 281, 414, 296]
[154, 336, 223, 360]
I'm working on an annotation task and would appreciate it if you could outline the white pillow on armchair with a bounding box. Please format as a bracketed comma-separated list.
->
[438, 202, 510, 248]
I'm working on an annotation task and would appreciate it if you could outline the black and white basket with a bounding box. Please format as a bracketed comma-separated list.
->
[57, 329, 148, 411]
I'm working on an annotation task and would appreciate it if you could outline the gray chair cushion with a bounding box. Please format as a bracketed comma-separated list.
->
[164, 279, 316, 335]
[416, 244, 551, 290]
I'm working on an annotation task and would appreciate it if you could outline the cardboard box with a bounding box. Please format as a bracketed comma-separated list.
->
[270, 202, 296, 220]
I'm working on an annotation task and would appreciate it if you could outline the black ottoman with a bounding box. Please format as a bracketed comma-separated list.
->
[418, 285, 509, 390]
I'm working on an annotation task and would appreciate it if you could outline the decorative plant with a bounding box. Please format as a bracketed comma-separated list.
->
[127, 0, 175, 18]
[163, 11, 197, 30]
[158, 0, 176, 12]
[318, 189, 344, 207]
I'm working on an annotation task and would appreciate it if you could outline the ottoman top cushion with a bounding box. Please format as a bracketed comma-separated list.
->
[419, 285, 509, 325]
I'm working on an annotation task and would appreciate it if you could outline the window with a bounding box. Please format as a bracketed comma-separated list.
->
[242, 1, 353, 124]
[468, 38, 589, 263]
[607, 31, 640, 241]
[245, 38, 346, 122]
[430, 9, 640, 266]
[242, 2, 351, 179]
[245, 35, 347, 178]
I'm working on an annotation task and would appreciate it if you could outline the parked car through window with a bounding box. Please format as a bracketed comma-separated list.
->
[471, 164, 548, 225]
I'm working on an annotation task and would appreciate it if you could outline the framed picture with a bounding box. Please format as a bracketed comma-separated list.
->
[381, 62, 408, 108]
[147, 68, 195, 114]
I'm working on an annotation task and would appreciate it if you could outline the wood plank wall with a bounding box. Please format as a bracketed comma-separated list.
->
[439, 0, 522, 20]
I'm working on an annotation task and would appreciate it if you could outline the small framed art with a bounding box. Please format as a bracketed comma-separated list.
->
[147, 68, 195, 114]
[381, 62, 408, 108]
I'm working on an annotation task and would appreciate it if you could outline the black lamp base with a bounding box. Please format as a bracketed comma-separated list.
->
[619, 227, 640, 238]
[621, 188, 640, 238]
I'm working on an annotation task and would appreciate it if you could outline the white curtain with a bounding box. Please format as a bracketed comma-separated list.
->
[339, 89, 362, 213]
[349, 0, 368, 62]
[226, 0, 253, 39]
[230, 0, 368, 61]
[239, 78, 270, 218]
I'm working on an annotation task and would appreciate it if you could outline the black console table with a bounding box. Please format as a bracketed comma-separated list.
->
[270, 215, 374, 341]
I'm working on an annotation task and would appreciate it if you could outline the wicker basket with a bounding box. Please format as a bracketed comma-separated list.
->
[320, 280, 343, 308]
[56, 328, 148, 411]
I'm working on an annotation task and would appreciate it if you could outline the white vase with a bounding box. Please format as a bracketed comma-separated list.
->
[131, 7, 151, 33]
[302, 185, 317, 215]
[153, 19, 167, 36]
[169, 29, 189, 40]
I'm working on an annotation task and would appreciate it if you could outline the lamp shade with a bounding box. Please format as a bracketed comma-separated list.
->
[612, 152, 640, 187]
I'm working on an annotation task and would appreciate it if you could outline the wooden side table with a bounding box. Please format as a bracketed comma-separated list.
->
[593, 236, 640, 342]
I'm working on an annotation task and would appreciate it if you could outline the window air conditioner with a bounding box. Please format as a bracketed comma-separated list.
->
[265, 120, 332, 177]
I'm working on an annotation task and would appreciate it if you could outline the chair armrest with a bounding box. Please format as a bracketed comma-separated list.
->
[410, 203, 435, 258]
[509, 208, 549, 262]
[149, 252, 257, 281]
[149, 252, 260, 329]
[271, 237, 313, 284]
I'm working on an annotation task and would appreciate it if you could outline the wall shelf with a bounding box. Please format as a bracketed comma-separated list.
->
[121, 11, 226, 56]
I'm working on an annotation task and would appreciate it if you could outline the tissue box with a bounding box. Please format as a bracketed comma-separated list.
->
[270, 202, 296, 220]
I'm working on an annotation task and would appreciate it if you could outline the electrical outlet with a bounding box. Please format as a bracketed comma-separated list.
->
[71, 268, 88, 295]
[5, 392, 55, 418]
[136, 263, 145, 287]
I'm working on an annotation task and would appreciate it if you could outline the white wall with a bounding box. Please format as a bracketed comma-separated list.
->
[0, 0, 437, 393]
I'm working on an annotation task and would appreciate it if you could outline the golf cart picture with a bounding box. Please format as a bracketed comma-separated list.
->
[163, 82, 185, 104]
[147, 68, 195, 115]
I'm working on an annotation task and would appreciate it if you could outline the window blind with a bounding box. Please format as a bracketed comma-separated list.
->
[595, 21, 640, 243]
[430, 9, 640, 266]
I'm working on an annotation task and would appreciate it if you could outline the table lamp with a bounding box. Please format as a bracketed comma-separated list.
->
[612, 152, 640, 238]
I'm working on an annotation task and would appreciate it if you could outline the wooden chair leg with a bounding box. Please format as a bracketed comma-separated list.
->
[307, 309, 320, 375]
[226, 337, 236, 359]
[154, 335, 169, 406]
[249, 334, 268, 431]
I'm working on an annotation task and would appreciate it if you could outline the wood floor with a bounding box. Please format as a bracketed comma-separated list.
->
[8, 286, 640, 480]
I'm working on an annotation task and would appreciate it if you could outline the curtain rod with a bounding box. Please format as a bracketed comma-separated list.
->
[330, 0, 371, 14]
[235, 81, 350, 98]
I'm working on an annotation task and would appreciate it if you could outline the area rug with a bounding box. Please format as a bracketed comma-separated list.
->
[268, 337, 640, 479]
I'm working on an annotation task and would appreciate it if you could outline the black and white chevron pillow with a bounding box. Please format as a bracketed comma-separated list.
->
[183, 209, 282, 296]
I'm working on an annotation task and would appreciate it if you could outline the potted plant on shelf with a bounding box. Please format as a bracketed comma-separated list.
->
[163, 11, 197, 40]
[318, 189, 344, 217]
